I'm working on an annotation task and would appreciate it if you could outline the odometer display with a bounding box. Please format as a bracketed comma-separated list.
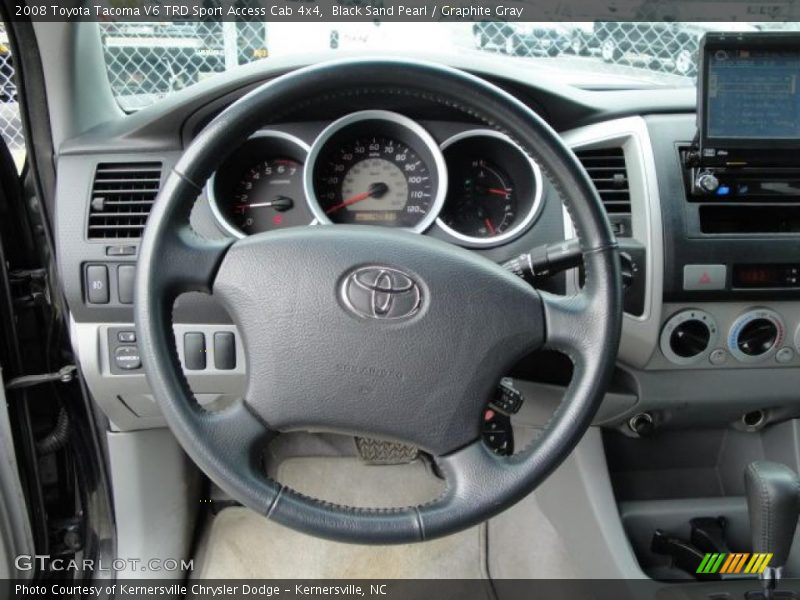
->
[306, 111, 446, 233]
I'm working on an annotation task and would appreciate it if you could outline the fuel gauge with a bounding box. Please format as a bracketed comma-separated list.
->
[437, 130, 543, 247]
[441, 159, 517, 238]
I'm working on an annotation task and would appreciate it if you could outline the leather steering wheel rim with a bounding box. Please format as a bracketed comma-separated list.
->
[134, 58, 622, 544]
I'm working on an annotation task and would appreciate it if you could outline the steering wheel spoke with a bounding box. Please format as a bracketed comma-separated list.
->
[141, 227, 232, 299]
[540, 289, 594, 360]
[538, 244, 622, 363]
[137, 168, 234, 302]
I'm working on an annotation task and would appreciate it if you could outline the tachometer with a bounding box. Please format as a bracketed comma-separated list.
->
[230, 158, 306, 235]
[305, 111, 446, 233]
[209, 131, 312, 238]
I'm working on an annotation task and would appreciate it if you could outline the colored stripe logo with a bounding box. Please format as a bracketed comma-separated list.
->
[697, 553, 773, 575]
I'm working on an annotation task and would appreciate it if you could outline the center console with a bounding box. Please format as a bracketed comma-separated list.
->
[654, 32, 800, 370]
[611, 32, 800, 587]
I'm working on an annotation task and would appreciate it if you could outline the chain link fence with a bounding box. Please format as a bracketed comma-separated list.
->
[475, 21, 800, 77]
[0, 24, 24, 170]
[1, 20, 799, 155]
[100, 21, 800, 112]
[100, 21, 268, 110]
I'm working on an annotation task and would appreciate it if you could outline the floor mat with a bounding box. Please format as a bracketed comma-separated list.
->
[192, 458, 488, 580]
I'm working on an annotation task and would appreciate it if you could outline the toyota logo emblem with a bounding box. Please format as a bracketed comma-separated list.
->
[342, 266, 422, 320]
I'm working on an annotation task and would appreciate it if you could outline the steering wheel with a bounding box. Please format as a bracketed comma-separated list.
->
[134, 59, 622, 544]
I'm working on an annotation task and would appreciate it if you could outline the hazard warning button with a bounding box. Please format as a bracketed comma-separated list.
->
[683, 264, 726, 291]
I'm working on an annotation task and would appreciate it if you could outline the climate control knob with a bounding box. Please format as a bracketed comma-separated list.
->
[660, 309, 718, 365]
[728, 308, 785, 363]
[671, 320, 712, 358]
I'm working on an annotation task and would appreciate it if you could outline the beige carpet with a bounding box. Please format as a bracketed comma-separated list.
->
[192, 445, 577, 581]
[192, 457, 488, 580]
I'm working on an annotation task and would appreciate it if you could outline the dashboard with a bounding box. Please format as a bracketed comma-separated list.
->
[52, 42, 800, 437]
[208, 111, 543, 246]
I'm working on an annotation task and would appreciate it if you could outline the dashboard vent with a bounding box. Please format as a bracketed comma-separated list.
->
[574, 148, 630, 214]
[87, 162, 162, 239]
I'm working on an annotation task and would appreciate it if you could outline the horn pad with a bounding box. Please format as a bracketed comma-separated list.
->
[212, 226, 544, 455]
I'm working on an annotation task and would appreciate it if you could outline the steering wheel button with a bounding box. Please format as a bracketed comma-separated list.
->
[184, 332, 207, 371]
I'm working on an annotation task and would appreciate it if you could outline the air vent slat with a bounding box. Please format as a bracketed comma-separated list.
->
[87, 162, 162, 239]
[574, 148, 630, 215]
[92, 189, 160, 195]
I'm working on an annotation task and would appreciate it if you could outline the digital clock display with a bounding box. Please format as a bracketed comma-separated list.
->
[732, 264, 800, 288]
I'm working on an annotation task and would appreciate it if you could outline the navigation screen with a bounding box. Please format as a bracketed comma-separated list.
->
[706, 48, 800, 140]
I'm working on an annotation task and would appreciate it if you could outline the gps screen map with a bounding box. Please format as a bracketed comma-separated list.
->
[706, 48, 800, 141]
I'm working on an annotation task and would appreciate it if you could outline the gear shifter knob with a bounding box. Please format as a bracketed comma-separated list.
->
[744, 461, 800, 575]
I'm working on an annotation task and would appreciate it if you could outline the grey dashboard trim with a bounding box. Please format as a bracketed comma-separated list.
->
[562, 116, 665, 369]
[70, 316, 246, 431]
[536, 428, 648, 579]
[52, 29, 696, 158]
[649, 302, 800, 370]
[106, 428, 198, 580]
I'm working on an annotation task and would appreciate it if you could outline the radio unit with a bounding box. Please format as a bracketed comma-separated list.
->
[665, 31, 800, 300]
[697, 32, 800, 164]
[685, 164, 800, 201]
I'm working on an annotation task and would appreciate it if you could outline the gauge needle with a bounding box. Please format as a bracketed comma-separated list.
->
[325, 182, 389, 215]
[484, 218, 497, 235]
[487, 188, 510, 197]
[237, 196, 294, 212]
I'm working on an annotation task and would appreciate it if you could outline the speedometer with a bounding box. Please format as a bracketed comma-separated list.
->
[315, 137, 434, 228]
[305, 111, 447, 233]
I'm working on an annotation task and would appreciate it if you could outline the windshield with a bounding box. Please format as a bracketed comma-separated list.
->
[100, 21, 800, 111]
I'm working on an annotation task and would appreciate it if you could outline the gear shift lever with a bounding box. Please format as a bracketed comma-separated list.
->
[744, 461, 800, 598]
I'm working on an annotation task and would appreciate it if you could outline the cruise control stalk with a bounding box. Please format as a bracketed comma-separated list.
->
[502, 238, 583, 282]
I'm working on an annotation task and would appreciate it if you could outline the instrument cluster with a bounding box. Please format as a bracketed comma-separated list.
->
[208, 111, 544, 247]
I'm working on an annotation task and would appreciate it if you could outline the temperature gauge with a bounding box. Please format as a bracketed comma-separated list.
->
[437, 130, 542, 247]
[440, 159, 517, 239]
